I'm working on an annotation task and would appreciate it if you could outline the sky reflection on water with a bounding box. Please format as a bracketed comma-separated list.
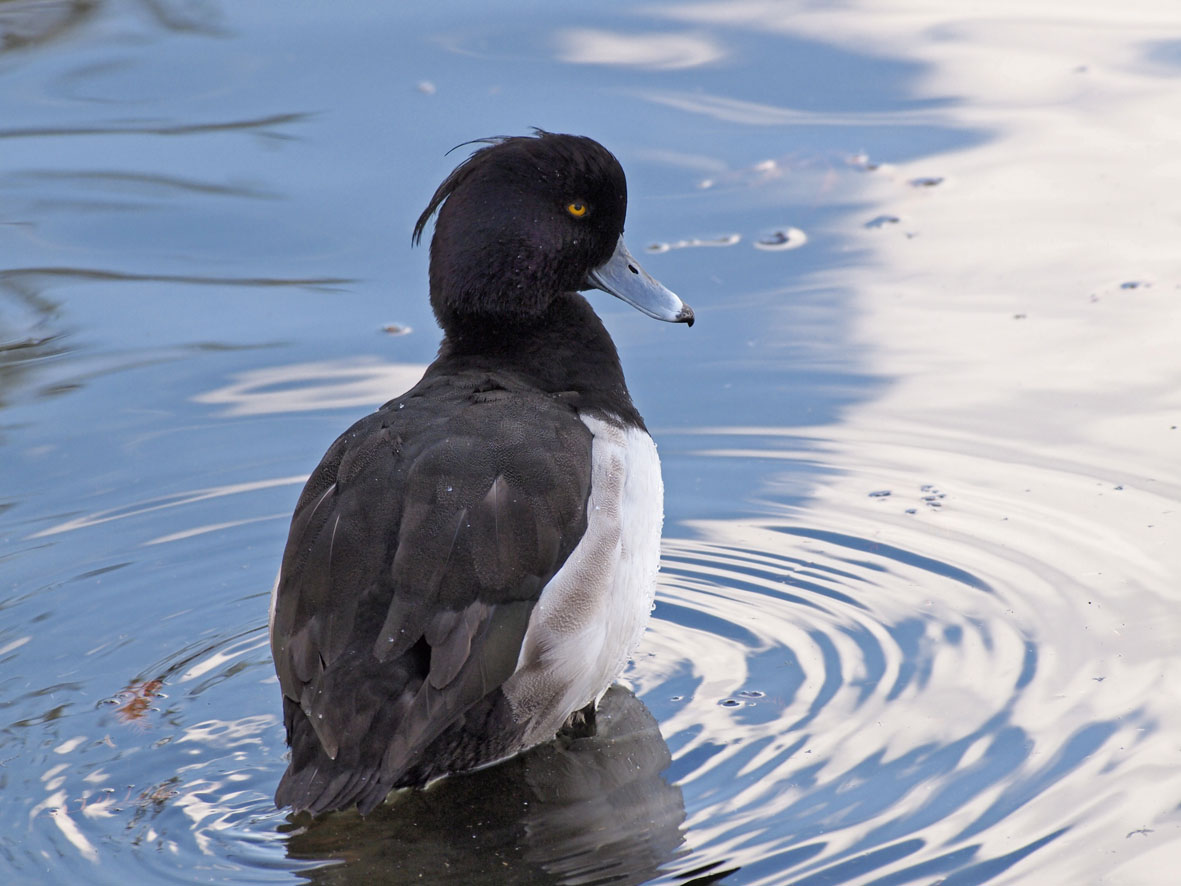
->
[1, 1, 1180, 884]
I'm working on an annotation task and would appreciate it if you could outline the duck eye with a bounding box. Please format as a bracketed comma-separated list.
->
[566, 201, 588, 218]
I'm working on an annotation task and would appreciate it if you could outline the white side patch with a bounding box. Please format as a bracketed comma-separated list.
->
[504, 415, 663, 747]
[267, 572, 280, 647]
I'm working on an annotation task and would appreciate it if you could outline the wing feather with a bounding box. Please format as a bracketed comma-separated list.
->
[271, 369, 593, 814]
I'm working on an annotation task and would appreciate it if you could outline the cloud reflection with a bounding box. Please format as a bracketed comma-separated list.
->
[555, 28, 724, 69]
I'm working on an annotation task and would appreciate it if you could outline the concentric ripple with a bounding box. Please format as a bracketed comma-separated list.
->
[636, 535, 1047, 884]
[617, 420, 1178, 885]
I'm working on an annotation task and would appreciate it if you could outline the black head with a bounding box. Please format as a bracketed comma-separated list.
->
[414, 132, 631, 333]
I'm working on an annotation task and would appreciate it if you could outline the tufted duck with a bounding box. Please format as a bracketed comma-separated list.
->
[270, 131, 692, 815]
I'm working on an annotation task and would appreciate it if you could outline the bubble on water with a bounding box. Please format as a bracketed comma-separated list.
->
[868, 489, 892, 498]
[719, 698, 742, 708]
[754, 227, 806, 251]
[847, 152, 882, 172]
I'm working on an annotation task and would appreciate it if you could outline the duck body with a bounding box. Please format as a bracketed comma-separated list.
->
[270, 133, 691, 815]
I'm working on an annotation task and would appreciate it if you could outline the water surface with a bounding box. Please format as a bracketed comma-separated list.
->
[2, 1, 1180, 883]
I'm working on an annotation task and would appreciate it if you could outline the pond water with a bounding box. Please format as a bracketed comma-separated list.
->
[2, 1, 1180, 883]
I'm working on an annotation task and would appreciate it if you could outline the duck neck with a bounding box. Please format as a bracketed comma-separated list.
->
[433, 292, 645, 428]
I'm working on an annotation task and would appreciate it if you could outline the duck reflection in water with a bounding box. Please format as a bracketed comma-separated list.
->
[282, 686, 688, 886]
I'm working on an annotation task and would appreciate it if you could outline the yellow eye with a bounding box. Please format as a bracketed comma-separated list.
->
[566, 201, 588, 218]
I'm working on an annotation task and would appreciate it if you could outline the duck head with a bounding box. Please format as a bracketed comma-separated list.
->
[414, 131, 693, 335]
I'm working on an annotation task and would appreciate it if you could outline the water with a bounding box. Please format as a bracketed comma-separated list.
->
[2, 1, 1180, 883]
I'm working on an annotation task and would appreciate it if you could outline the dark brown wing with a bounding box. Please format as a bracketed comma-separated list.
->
[271, 370, 592, 814]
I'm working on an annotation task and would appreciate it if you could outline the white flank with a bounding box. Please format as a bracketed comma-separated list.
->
[267, 573, 280, 647]
[504, 414, 663, 747]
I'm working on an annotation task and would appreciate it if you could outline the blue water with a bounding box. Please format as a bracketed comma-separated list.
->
[3, 2, 1180, 884]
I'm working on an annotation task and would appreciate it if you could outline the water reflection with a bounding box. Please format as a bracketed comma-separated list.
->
[554, 28, 725, 70]
[0, 0, 96, 52]
[194, 359, 427, 417]
[283, 687, 687, 886]
[0, 111, 312, 140]
[634, 91, 948, 127]
[2, 0, 1181, 883]
[640, 520, 1144, 883]
[1, 266, 349, 288]
[11, 168, 281, 201]
[0, 0, 224, 52]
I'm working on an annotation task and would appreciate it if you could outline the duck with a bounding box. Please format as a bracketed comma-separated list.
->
[269, 131, 693, 816]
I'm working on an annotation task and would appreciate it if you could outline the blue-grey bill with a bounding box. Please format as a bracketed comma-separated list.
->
[586, 236, 694, 326]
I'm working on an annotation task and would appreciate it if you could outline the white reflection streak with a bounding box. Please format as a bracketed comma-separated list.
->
[555, 28, 724, 69]
[0, 635, 31, 656]
[29, 476, 306, 539]
[54, 736, 87, 755]
[32, 768, 99, 863]
[143, 513, 288, 546]
[169, 718, 281, 856]
[636, 90, 948, 126]
[178, 635, 268, 683]
[171, 779, 225, 857]
[194, 359, 427, 417]
[177, 715, 277, 748]
[49, 805, 99, 863]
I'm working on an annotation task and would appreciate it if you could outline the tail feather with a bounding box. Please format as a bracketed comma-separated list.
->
[276, 697, 391, 815]
[275, 753, 390, 816]
[274, 686, 524, 815]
